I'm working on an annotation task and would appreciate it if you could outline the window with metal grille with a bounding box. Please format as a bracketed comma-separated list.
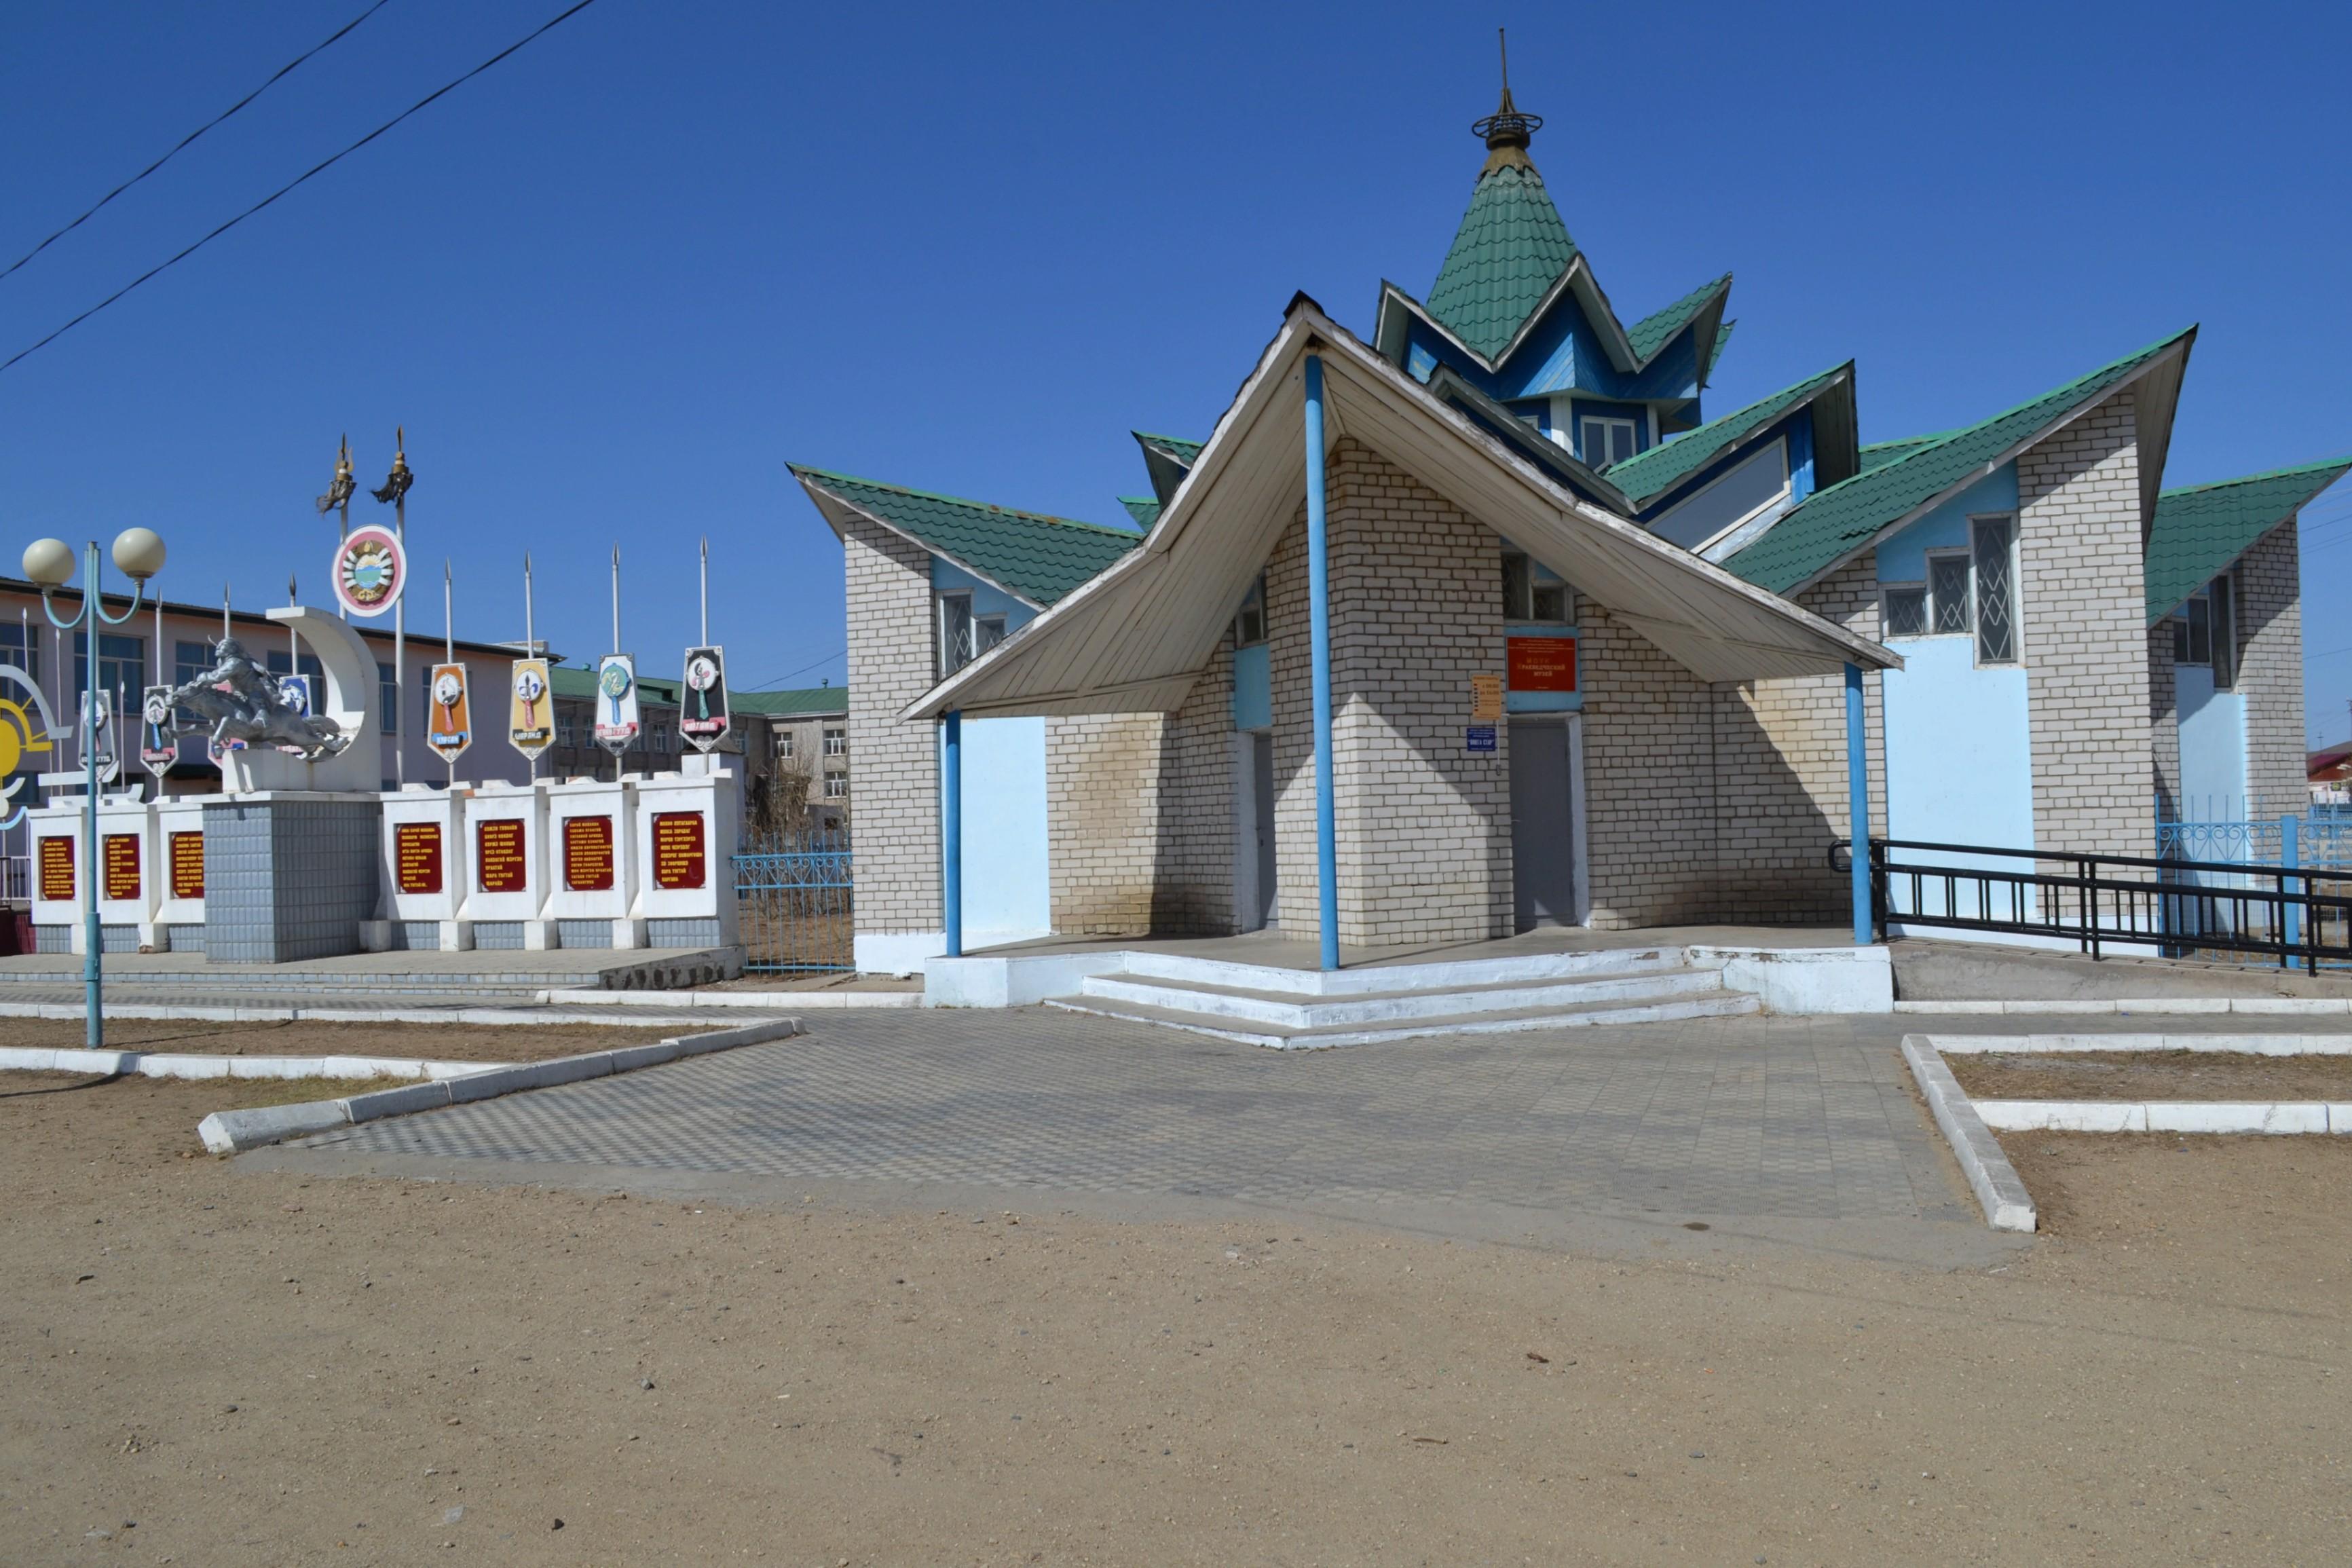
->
[1971, 516, 2017, 662]
[1928, 553, 1972, 634]
[1882, 584, 1927, 637]
[1499, 550, 1572, 623]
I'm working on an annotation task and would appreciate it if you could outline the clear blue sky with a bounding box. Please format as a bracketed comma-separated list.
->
[3, 1, 2348, 743]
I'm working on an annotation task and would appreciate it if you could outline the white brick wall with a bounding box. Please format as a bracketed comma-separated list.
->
[2235, 519, 2306, 821]
[2019, 388, 2153, 859]
[842, 517, 940, 936]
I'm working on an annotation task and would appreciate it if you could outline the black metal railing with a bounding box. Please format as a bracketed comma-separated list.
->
[1829, 837, 2352, 971]
[734, 829, 853, 973]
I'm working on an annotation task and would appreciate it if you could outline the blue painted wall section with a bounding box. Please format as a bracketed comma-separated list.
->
[937, 714, 1051, 946]
[1874, 464, 2019, 579]
[1231, 643, 1271, 730]
[2176, 667, 2249, 820]
[931, 557, 1041, 629]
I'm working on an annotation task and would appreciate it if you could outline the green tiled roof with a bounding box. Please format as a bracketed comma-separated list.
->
[1857, 434, 1946, 472]
[550, 664, 684, 705]
[1601, 364, 1850, 506]
[1626, 275, 1730, 364]
[732, 684, 848, 717]
[1426, 164, 1578, 361]
[1705, 318, 1736, 379]
[2144, 457, 2351, 623]
[792, 466, 1141, 607]
[1135, 433, 1202, 465]
[1119, 496, 1162, 529]
[1723, 330, 2193, 596]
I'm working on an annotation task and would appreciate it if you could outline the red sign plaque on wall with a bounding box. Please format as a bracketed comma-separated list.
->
[651, 812, 707, 890]
[476, 818, 529, 895]
[102, 834, 141, 903]
[394, 822, 443, 896]
[168, 832, 204, 900]
[1506, 636, 1578, 693]
[563, 815, 614, 892]
[38, 836, 73, 902]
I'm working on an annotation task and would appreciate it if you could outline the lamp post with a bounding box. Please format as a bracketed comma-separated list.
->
[23, 529, 166, 1049]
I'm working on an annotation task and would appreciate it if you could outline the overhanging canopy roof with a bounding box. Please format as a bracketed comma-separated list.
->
[901, 297, 1897, 722]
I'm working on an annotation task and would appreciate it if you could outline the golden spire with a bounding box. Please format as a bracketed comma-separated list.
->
[1472, 29, 1542, 173]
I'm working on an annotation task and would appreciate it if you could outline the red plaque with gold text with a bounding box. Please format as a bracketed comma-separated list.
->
[563, 815, 614, 892]
[102, 834, 140, 903]
[169, 832, 204, 900]
[475, 818, 528, 895]
[652, 812, 707, 890]
[38, 837, 73, 902]
[394, 822, 443, 895]
[1506, 636, 1578, 693]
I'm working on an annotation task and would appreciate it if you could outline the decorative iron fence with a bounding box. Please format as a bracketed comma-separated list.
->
[1834, 836, 2352, 971]
[733, 829, 853, 973]
[2156, 816, 2352, 872]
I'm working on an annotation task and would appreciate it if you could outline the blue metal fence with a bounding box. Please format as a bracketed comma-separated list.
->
[733, 829, 852, 973]
[2156, 816, 2352, 872]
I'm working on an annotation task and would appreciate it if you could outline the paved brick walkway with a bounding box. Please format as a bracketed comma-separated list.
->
[293, 1010, 2000, 1234]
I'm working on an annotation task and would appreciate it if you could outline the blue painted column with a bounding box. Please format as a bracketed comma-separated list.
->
[2281, 813, 2301, 951]
[1844, 662, 1871, 946]
[1305, 354, 1340, 971]
[943, 709, 963, 958]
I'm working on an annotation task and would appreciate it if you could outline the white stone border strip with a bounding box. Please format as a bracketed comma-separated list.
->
[0, 999, 771, 1027]
[0, 1046, 505, 1081]
[1919, 1031, 2352, 1056]
[1899, 1036, 2037, 1233]
[535, 986, 921, 1009]
[1971, 1100, 2350, 1135]
[1896, 997, 2352, 1015]
[191, 1018, 800, 1155]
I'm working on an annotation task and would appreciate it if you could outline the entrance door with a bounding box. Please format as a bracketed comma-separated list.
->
[1509, 719, 1575, 931]
[1251, 733, 1277, 928]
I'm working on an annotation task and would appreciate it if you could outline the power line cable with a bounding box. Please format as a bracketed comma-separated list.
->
[0, 0, 398, 286]
[747, 650, 848, 690]
[0, 0, 601, 377]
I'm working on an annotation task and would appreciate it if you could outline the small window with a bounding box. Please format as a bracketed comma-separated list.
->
[1971, 516, 2017, 663]
[823, 727, 846, 757]
[2175, 575, 2235, 686]
[2209, 574, 2235, 688]
[1233, 574, 1267, 648]
[778, 731, 796, 759]
[1579, 415, 1638, 468]
[1882, 585, 1927, 637]
[0, 621, 40, 682]
[823, 770, 848, 798]
[938, 592, 975, 674]
[1927, 553, 1972, 635]
[1499, 550, 1573, 624]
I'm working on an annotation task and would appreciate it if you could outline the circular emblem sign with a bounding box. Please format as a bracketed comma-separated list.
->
[331, 523, 407, 618]
[599, 661, 633, 700]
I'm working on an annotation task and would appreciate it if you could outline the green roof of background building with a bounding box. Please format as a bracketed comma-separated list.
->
[2144, 456, 2351, 623]
[1601, 363, 1850, 506]
[1723, 330, 2193, 595]
[1625, 275, 1730, 365]
[791, 465, 1142, 606]
[548, 662, 846, 715]
[1119, 496, 1162, 528]
[1425, 163, 1578, 361]
[1134, 433, 1202, 464]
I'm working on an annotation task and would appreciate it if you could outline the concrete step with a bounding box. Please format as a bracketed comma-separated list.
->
[1116, 944, 1692, 997]
[1043, 987, 1758, 1048]
[1077, 965, 1728, 1029]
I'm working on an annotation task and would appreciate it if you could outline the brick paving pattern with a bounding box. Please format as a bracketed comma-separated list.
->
[305, 1009, 1981, 1222]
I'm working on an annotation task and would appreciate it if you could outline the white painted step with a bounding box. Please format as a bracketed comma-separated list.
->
[1115, 945, 1694, 998]
[1043, 988, 1759, 1049]
[1077, 965, 1728, 1030]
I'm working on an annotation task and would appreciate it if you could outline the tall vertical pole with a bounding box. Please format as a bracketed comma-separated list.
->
[943, 709, 963, 958]
[1845, 662, 1871, 946]
[81, 544, 100, 1044]
[523, 553, 537, 783]
[286, 574, 299, 670]
[1303, 353, 1339, 972]
[698, 536, 709, 646]
[443, 561, 455, 791]
[393, 456, 407, 787]
[610, 546, 621, 785]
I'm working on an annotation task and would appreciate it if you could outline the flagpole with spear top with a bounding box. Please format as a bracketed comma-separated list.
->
[700, 536, 709, 646]
[317, 436, 356, 619]
[443, 560, 455, 791]
[523, 552, 538, 783]
[610, 545, 621, 783]
[372, 429, 413, 785]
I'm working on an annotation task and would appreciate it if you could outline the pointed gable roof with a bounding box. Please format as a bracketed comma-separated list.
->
[1722, 329, 2197, 596]
[2144, 456, 2351, 622]
[1601, 362, 1857, 508]
[1426, 164, 1580, 361]
[791, 466, 1142, 608]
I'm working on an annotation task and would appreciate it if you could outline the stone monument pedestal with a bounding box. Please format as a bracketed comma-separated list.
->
[202, 792, 384, 964]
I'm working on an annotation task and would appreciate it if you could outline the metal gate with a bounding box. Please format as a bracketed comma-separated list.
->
[733, 829, 853, 973]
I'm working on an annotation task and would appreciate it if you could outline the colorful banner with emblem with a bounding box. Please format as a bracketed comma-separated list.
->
[508, 658, 553, 760]
[331, 523, 407, 618]
[427, 662, 472, 763]
[593, 653, 639, 754]
[679, 645, 728, 751]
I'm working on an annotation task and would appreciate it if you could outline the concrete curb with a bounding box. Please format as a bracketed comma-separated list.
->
[1971, 1100, 2351, 1134]
[0, 999, 750, 1027]
[535, 987, 921, 1010]
[0, 1046, 505, 1080]
[1899, 1035, 2037, 1233]
[1894, 997, 2352, 1015]
[193, 1017, 800, 1155]
[1917, 1032, 2352, 1056]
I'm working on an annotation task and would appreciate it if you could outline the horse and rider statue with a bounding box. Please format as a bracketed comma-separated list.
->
[160, 636, 349, 761]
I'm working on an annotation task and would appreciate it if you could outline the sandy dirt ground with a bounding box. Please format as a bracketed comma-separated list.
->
[1948, 1049, 2352, 1101]
[2, 1072, 2347, 1566]
[0, 1018, 682, 1065]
